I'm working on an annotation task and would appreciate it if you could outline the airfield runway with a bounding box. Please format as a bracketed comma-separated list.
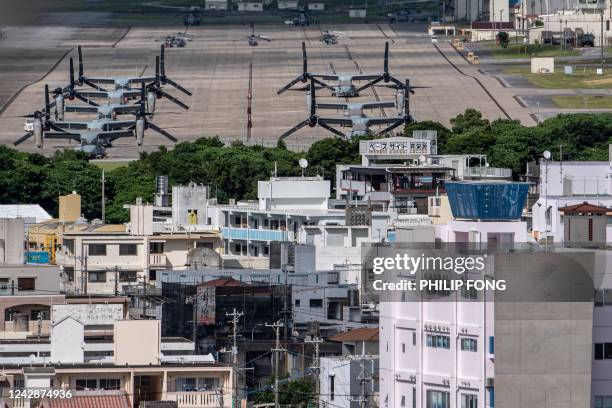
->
[0, 22, 531, 157]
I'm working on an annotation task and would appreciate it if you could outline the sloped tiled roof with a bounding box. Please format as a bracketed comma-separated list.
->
[38, 392, 131, 408]
[329, 328, 379, 343]
[559, 202, 610, 215]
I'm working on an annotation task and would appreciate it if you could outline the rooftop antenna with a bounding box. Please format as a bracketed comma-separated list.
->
[299, 158, 308, 177]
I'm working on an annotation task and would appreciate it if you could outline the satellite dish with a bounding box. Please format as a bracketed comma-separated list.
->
[543, 150, 551, 160]
[299, 158, 308, 176]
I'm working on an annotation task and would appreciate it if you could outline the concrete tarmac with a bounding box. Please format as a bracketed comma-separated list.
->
[0, 23, 530, 158]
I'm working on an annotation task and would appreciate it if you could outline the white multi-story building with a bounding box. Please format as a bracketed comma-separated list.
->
[379, 181, 530, 408]
[532, 148, 612, 244]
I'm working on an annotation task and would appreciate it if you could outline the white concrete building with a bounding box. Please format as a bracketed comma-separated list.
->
[237, 1, 263, 11]
[278, 0, 299, 9]
[205, 0, 228, 10]
[308, 2, 324, 10]
[0, 218, 24, 264]
[379, 181, 530, 408]
[532, 153, 612, 244]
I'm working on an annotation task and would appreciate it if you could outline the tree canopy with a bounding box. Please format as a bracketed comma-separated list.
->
[1, 111, 610, 224]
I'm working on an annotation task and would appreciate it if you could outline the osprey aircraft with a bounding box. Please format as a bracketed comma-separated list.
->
[279, 79, 413, 140]
[278, 42, 405, 97]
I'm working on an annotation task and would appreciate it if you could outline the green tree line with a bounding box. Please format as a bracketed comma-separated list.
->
[1, 110, 610, 224]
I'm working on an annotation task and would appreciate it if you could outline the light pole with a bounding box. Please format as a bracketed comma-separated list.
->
[600, 5, 605, 71]
[543, 150, 551, 243]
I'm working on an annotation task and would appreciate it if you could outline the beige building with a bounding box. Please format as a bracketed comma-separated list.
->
[56, 204, 222, 295]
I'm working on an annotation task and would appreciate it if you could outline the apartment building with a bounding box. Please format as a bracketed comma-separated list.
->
[379, 181, 530, 408]
[335, 134, 512, 215]
[0, 300, 233, 408]
[319, 328, 379, 408]
[532, 147, 612, 244]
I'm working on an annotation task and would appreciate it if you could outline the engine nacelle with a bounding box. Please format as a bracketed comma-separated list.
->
[135, 119, 145, 146]
[33, 119, 43, 148]
[55, 95, 64, 121]
[147, 92, 156, 114]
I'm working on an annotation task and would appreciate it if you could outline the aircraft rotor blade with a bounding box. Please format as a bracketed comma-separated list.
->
[160, 90, 189, 110]
[277, 76, 303, 94]
[279, 119, 310, 141]
[354, 76, 384, 94]
[14, 133, 33, 146]
[302, 41, 307, 74]
[147, 122, 178, 142]
[83, 79, 107, 92]
[377, 120, 404, 136]
[384, 41, 389, 74]
[164, 77, 192, 96]
[74, 93, 99, 106]
[78, 46, 84, 79]
[318, 120, 346, 138]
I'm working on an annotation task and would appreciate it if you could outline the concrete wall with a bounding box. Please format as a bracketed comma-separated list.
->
[0, 218, 24, 264]
[50, 317, 84, 363]
[258, 177, 330, 210]
[113, 320, 160, 365]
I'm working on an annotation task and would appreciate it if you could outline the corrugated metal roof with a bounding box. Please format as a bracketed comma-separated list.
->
[446, 182, 529, 220]
[0, 205, 51, 223]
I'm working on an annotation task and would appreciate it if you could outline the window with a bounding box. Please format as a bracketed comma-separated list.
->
[310, 299, 323, 308]
[426, 334, 450, 349]
[595, 289, 612, 306]
[195, 241, 213, 249]
[88, 244, 106, 256]
[401, 395, 406, 407]
[88, 271, 107, 283]
[63, 239, 75, 254]
[595, 396, 612, 408]
[17, 278, 35, 291]
[461, 394, 478, 408]
[595, 343, 612, 360]
[489, 336, 494, 354]
[402, 343, 406, 353]
[119, 270, 137, 282]
[413, 332, 416, 345]
[150, 242, 165, 254]
[426, 390, 450, 408]
[461, 338, 477, 352]
[149, 270, 157, 281]
[461, 285, 478, 300]
[99, 378, 120, 390]
[413, 388, 416, 408]
[64, 267, 74, 282]
[329, 375, 335, 401]
[76, 379, 97, 390]
[295, 299, 300, 307]
[119, 244, 137, 256]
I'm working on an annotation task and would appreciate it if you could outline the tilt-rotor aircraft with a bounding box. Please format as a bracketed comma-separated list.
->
[278, 42, 405, 97]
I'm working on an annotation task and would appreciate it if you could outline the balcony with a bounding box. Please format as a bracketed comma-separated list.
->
[166, 391, 231, 407]
[149, 253, 167, 267]
[221, 227, 287, 241]
[464, 167, 512, 179]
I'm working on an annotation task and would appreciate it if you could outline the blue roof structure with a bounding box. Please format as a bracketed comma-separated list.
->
[445, 182, 529, 220]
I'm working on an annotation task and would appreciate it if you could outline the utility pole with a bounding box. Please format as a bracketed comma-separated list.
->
[305, 336, 323, 407]
[357, 340, 372, 408]
[226, 308, 243, 407]
[601, 6, 605, 71]
[101, 170, 105, 224]
[113, 266, 119, 296]
[266, 321, 284, 408]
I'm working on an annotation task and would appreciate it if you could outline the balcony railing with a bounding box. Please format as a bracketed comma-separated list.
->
[166, 391, 230, 407]
[464, 167, 512, 178]
[149, 253, 167, 267]
[221, 227, 287, 241]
